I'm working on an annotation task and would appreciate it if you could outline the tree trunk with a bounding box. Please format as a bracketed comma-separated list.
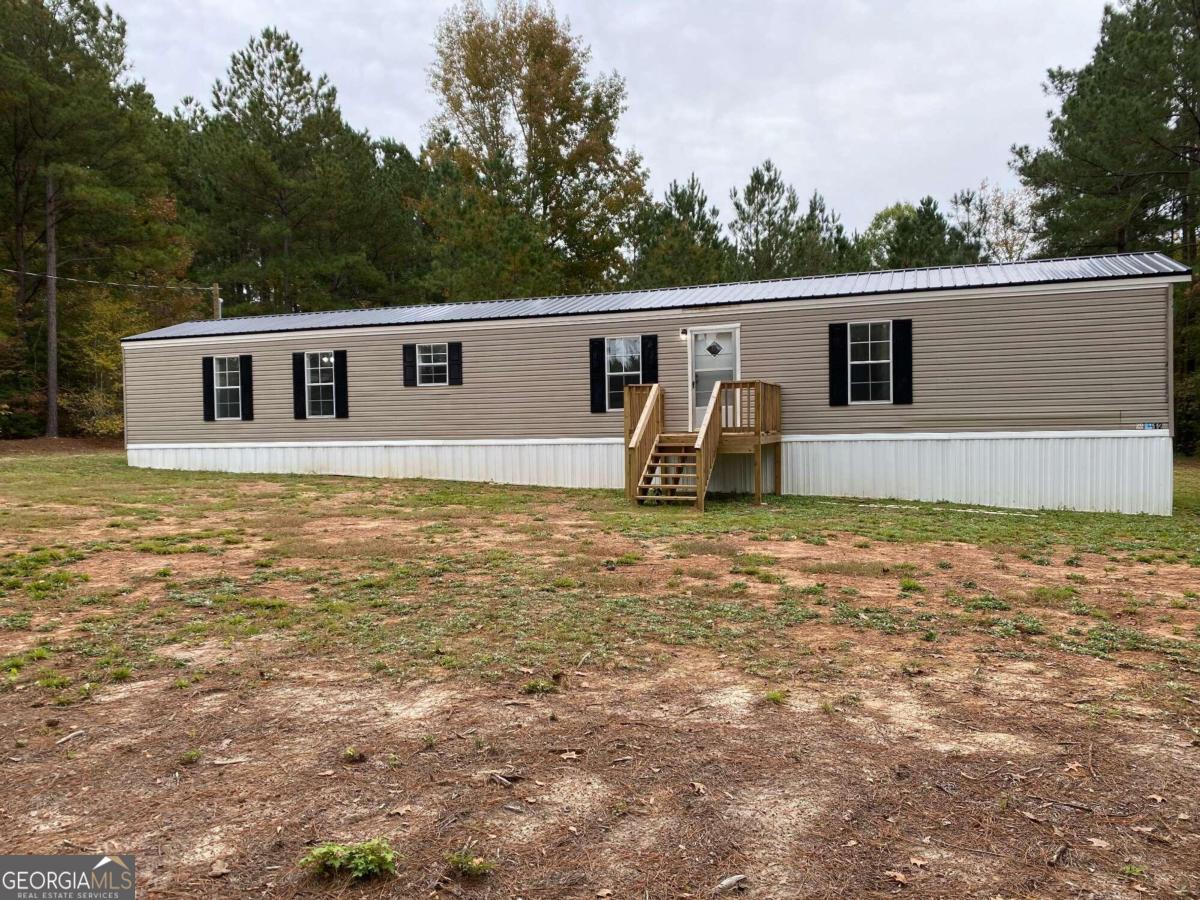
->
[45, 171, 59, 439]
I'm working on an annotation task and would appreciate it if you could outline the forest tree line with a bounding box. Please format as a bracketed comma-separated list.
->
[1, 0, 1197, 449]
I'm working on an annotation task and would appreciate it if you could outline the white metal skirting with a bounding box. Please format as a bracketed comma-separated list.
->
[126, 439, 626, 490]
[127, 430, 1173, 515]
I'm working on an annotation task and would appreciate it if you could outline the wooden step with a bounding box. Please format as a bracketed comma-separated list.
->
[659, 433, 698, 442]
[637, 493, 697, 502]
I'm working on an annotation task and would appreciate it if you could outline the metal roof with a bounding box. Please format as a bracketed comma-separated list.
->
[123, 251, 1191, 342]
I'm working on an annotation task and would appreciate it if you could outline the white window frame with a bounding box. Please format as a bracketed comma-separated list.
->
[304, 350, 336, 419]
[213, 356, 242, 421]
[416, 342, 450, 387]
[605, 336, 643, 412]
[847, 319, 893, 405]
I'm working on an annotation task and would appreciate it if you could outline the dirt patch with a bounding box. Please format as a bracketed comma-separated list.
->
[5, 653, 1195, 898]
[3, 459, 1199, 897]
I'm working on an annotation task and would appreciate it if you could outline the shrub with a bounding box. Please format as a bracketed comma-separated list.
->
[299, 838, 397, 880]
[445, 849, 494, 877]
[521, 678, 557, 695]
[1176, 370, 1200, 455]
[60, 387, 123, 437]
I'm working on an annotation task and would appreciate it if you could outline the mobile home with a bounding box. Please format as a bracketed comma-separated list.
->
[121, 252, 1190, 514]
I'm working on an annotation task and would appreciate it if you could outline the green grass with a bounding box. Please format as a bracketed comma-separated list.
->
[1, 450, 1198, 688]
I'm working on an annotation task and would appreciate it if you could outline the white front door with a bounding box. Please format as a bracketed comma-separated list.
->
[690, 327, 739, 429]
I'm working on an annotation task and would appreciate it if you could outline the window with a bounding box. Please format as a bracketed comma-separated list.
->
[213, 356, 242, 420]
[605, 336, 642, 410]
[305, 350, 336, 418]
[417, 343, 449, 386]
[849, 321, 891, 403]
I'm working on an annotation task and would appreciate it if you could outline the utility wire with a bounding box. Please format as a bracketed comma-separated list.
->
[0, 266, 212, 292]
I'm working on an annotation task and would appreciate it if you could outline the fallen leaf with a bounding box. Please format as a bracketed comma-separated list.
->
[1177, 813, 1191, 821]
[690, 781, 706, 796]
[596, 891, 614, 898]
[317, 769, 334, 777]
[715, 874, 747, 893]
[1086, 838, 1110, 849]
[1020, 811, 1046, 824]
[560, 751, 578, 760]
[1130, 825, 1154, 834]
[1147, 794, 1165, 803]
[1064, 761, 1082, 773]
[885, 870, 908, 885]
[908, 857, 927, 868]
[843, 839, 858, 848]
[209, 861, 230, 878]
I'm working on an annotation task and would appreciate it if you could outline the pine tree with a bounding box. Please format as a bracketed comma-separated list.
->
[729, 160, 803, 280]
[1013, 1, 1197, 260]
[0, 0, 187, 436]
[418, 134, 563, 301]
[860, 197, 981, 269]
[729, 161, 863, 279]
[1013, 0, 1199, 451]
[170, 28, 430, 315]
[627, 175, 732, 289]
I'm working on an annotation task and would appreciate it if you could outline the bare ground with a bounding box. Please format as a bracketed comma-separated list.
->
[0, 447, 1198, 898]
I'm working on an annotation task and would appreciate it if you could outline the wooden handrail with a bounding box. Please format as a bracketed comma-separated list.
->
[624, 383, 663, 501]
[625, 379, 780, 509]
[627, 383, 660, 450]
[694, 381, 723, 512]
[703, 380, 782, 435]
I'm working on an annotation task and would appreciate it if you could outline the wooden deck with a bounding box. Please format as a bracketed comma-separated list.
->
[624, 380, 782, 510]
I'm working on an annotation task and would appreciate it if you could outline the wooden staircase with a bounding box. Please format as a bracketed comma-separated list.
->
[636, 433, 700, 503]
[623, 380, 782, 511]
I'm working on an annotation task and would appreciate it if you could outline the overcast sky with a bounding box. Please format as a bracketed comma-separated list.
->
[113, 0, 1108, 232]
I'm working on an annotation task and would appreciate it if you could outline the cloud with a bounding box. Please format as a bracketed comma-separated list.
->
[113, 0, 1106, 230]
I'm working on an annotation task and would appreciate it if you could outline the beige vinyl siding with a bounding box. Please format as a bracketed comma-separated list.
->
[123, 282, 1171, 443]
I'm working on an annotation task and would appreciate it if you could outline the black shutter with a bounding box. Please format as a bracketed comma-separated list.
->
[892, 318, 913, 405]
[589, 337, 606, 413]
[292, 352, 307, 419]
[239, 355, 254, 421]
[202, 356, 215, 422]
[640, 334, 658, 384]
[334, 350, 349, 418]
[828, 323, 848, 406]
[448, 342, 463, 385]
[402, 344, 417, 387]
